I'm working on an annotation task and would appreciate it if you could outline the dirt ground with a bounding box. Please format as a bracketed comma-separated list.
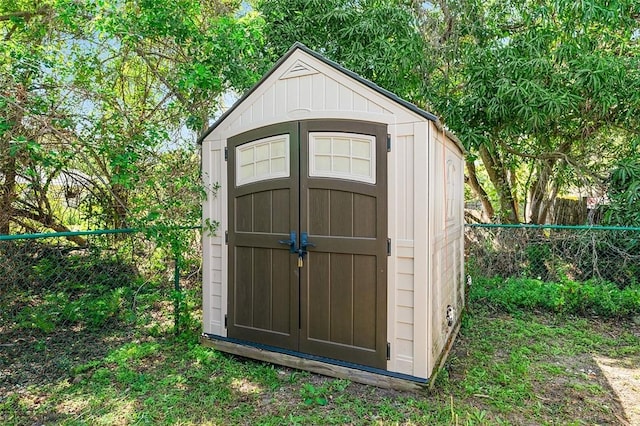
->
[595, 355, 640, 425]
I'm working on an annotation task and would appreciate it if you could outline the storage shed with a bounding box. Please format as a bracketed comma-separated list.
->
[200, 43, 465, 390]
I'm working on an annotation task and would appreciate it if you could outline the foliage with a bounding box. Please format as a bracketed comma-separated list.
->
[257, 0, 431, 106]
[603, 155, 640, 226]
[470, 276, 640, 317]
[0, 227, 202, 335]
[0, 238, 160, 332]
[1, 0, 264, 239]
[257, 0, 640, 224]
[426, 0, 640, 223]
[466, 224, 640, 287]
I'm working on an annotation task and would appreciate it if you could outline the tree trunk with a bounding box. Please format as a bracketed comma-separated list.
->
[465, 159, 494, 221]
[528, 141, 571, 224]
[0, 154, 16, 234]
[529, 161, 553, 224]
[111, 183, 129, 229]
[0, 86, 24, 234]
[478, 143, 519, 223]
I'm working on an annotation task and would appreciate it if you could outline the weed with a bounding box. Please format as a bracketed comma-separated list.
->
[299, 383, 328, 406]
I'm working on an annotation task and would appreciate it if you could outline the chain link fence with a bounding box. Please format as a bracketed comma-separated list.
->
[465, 224, 640, 288]
[0, 227, 202, 337]
[3, 224, 636, 338]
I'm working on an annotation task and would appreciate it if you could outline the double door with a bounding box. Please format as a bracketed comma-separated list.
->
[227, 120, 387, 369]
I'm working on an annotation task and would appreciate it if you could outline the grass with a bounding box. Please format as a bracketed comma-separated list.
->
[2, 303, 638, 425]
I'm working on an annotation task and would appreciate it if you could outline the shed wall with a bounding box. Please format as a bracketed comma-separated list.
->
[428, 123, 466, 374]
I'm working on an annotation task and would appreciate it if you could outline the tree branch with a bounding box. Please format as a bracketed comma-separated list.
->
[0, 9, 50, 22]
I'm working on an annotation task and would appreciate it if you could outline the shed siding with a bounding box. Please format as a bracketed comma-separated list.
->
[211, 52, 425, 140]
[412, 121, 430, 379]
[387, 123, 422, 377]
[393, 241, 415, 374]
[429, 126, 465, 371]
[203, 138, 226, 336]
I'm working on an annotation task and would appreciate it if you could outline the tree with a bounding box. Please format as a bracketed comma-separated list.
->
[1, 0, 266, 235]
[418, 0, 640, 223]
[603, 152, 640, 226]
[257, 0, 640, 224]
[0, 0, 80, 236]
[258, 0, 432, 106]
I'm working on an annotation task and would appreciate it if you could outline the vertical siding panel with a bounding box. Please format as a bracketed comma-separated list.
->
[286, 77, 299, 112]
[325, 77, 339, 110]
[399, 137, 407, 239]
[201, 140, 213, 335]
[311, 73, 325, 111]
[431, 129, 446, 372]
[338, 83, 353, 110]
[263, 85, 275, 121]
[219, 136, 229, 337]
[353, 92, 367, 111]
[413, 121, 429, 378]
[299, 75, 312, 110]
[390, 123, 417, 376]
[240, 106, 252, 129]
[203, 140, 225, 336]
[405, 136, 415, 238]
[251, 94, 263, 123]
[274, 79, 287, 117]
[367, 99, 384, 114]
[386, 124, 398, 373]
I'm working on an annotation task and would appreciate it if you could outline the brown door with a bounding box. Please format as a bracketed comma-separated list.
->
[228, 120, 387, 369]
[227, 122, 300, 350]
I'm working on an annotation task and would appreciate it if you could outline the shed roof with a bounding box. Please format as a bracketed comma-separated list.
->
[198, 43, 447, 144]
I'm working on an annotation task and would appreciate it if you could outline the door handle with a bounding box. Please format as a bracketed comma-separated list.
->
[300, 232, 315, 253]
[278, 231, 297, 253]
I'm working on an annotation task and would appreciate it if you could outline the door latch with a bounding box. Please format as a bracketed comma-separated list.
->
[278, 231, 297, 253]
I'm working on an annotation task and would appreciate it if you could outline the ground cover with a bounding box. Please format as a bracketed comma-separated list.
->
[2, 302, 638, 425]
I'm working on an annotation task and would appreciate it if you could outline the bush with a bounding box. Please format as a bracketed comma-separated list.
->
[470, 276, 640, 318]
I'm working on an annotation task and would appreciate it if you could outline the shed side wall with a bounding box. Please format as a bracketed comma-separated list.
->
[428, 123, 465, 375]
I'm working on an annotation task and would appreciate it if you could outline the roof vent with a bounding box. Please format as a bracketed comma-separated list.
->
[280, 60, 319, 79]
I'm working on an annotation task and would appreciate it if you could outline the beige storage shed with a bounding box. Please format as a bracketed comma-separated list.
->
[200, 43, 465, 390]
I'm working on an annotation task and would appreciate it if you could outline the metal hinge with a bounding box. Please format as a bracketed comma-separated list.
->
[224, 314, 228, 328]
[386, 342, 391, 360]
[224, 146, 228, 161]
[387, 238, 391, 256]
[387, 134, 391, 152]
[225, 231, 228, 244]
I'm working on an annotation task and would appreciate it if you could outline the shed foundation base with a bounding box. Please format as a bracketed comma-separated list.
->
[200, 334, 429, 392]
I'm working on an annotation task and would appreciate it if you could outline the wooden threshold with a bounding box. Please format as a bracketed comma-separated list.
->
[200, 335, 428, 392]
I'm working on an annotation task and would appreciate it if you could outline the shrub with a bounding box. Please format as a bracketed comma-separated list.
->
[470, 276, 640, 318]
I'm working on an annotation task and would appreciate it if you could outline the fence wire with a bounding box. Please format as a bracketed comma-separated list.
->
[0, 228, 201, 336]
[466, 224, 640, 287]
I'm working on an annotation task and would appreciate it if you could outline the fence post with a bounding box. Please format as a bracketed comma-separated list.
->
[174, 253, 181, 335]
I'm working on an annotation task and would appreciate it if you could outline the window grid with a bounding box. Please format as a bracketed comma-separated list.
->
[236, 135, 290, 186]
[309, 132, 376, 184]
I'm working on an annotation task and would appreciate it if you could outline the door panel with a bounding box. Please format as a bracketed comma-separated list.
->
[299, 120, 388, 369]
[228, 119, 387, 369]
[227, 122, 299, 350]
